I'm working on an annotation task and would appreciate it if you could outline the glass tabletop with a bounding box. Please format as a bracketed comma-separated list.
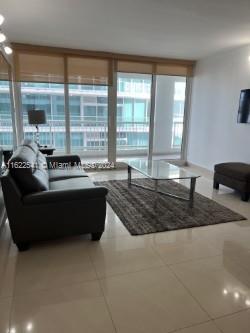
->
[127, 159, 200, 180]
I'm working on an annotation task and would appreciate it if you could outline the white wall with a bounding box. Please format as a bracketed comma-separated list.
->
[153, 76, 175, 154]
[188, 45, 250, 171]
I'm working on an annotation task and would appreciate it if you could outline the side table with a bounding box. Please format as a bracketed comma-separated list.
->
[39, 146, 56, 156]
[3, 149, 13, 166]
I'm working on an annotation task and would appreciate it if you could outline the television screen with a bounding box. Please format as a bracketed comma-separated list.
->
[237, 89, 250, 123]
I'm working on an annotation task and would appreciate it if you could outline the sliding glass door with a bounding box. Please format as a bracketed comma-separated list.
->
[0, 53, 14, 148]
[0, 80, 14, 148]
[116, 73, 152, 159]
[15, 51, 192, 163]
[19, 76, 187, 161]
[21, 82, 66, 152]
[153, 75, 186, 159]
[69, 84, 108, 160]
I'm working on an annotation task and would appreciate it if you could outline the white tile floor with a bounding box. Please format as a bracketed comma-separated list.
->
[0, 166, 250, 332]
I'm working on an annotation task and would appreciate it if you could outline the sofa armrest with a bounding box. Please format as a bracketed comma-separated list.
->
[23, 186, 108, 205]
[46, 154, 81, 168]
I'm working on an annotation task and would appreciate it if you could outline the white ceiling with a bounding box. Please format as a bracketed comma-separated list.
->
[1, 0, 250, 60]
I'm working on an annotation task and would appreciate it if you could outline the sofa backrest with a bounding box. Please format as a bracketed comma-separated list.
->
[0, 147, 3, 173]
[21, 138, 39, 154]
[0, 147, 6, 229]
[8, 144, 49, 195]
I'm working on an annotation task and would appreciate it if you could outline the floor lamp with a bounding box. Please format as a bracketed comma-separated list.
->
[27, 109, 47, 146]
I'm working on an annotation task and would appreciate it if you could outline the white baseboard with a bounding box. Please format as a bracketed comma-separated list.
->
[186, 162, 214, 178]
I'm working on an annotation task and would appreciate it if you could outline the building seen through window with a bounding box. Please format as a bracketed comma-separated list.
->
[0, 76, 186, 156]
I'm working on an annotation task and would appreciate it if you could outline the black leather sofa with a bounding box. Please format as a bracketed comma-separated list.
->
[0, 140, 108, 251]
[0, 148, 6, 231]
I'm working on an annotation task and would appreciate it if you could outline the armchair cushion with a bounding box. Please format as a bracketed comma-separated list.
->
[214, 163, 250, 181]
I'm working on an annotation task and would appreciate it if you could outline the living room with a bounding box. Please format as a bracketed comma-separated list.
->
[0, 1, 250, 332]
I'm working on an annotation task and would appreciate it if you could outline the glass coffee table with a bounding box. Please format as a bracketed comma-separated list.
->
[127, 159, 200, 208]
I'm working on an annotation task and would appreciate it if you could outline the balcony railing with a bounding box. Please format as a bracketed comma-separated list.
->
[172, 121, 184, 149]
[0, 117, 183, 152]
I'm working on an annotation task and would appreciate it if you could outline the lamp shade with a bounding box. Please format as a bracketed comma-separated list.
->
[237, 89, 250, 123]
[28, 110, 46, 125]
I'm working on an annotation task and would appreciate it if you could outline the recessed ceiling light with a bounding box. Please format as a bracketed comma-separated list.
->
[223, 289, 228, 295]
[26, 322, 33, 331]
[0, 14, 4, 26]
[0, 32, 6, 43]
[234, 292, 240, 299]
[4, 46, 12, 54]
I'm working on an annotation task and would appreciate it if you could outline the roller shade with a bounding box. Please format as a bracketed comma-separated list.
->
[117, 60, 193, 76]
[0, 53, 9, 81]
[13, 48, 194, 84]
[117, 61, 153, 74]
[16, 52, 64, 83]
[67, 57, 110, 85]
[156, 63, 193, 76]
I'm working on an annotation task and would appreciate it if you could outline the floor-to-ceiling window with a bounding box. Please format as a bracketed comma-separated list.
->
[0, 52, 14, 149]
[116, 73, 152, 158]
[14, 49, 193, 162]
[153, 75, 186, 159]
[0, 80, 13, 148]
[69, 84, 108, 159]
[21, 82, 66, 152]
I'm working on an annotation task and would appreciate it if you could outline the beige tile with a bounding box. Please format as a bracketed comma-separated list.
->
[152, 238, 220, 264]
[0, 220, 17, 258]
[215, 309, 250, 333]
[10, 281, 115, 333]
[148, 228, 198, 245]
[0, 298, 11, 333]
[14, 239, 98, 295]
[102, 205, 129, 239]
[1, 167, 250, 333]
[175, 321, 221, 333]
[192, 220, 250, 239]
[194, 225, 250, 253]
[0, 256, 16, 299]
[101, 266, 209, 333]
[88, 235, 164, 278]
[171, 256, 250, 318]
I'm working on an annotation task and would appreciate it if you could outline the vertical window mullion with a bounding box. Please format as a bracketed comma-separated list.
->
[64, 57, 71, 154]
[108, 60, 117, 163]
[64, 82, 70, 154]
[181, 77, 192, 162]
[9, 76, 18, 148]
[148, 74, 156, 160]
[13, 81, 24, 145]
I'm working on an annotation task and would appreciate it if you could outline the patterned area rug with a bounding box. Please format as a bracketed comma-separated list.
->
[95, 178, 246, 235]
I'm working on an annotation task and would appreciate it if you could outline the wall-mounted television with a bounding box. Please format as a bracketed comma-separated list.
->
[237, 89, 250, 123]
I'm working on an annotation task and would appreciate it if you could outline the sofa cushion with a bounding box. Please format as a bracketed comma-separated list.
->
[0, 186, 5, 228]
[50, 177, 95, 191]
[21, 138, 39, 154]
[37, 151, 47, 166]
[214, 163, 250, 181]
[48, 167, 88, 181]
[0, 147, 3, 175]
[8, 146, 49, 194]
